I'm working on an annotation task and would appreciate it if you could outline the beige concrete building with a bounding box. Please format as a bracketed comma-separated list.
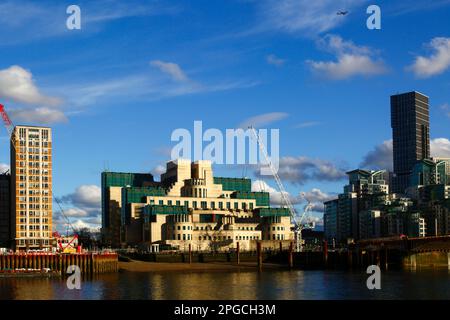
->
[11, 126, 52, 251]
[117, 160, 294, 252]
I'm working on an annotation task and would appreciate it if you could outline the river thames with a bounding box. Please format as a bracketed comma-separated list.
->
[1, 269, 449, 300]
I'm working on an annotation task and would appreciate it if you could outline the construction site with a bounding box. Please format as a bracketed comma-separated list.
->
[0, 103, 117, 276]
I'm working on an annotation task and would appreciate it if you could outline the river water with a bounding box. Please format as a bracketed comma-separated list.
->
[1, 269, 449, 300]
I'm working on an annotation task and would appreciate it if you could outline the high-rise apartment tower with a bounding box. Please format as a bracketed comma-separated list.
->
[11, 126, 52, 251]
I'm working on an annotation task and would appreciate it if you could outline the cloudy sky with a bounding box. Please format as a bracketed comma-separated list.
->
[0, 0, 450, 231]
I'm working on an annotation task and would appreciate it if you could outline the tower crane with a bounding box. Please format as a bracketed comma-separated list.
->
[0, 103, 16, 150]
[54, 198, 79, 253]
[249, 126, 314, 252]
[0, 103, 79, 252]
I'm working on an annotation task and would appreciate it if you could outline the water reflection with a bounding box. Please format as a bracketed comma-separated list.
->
[1, 269, 449, 300]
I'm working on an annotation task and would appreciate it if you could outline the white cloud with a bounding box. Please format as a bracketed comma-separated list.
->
[56, 185, 102, 232]
[256, 156, 347, 184]
[239, 112, 288, 129]
[0, 0, 180, 44]
[71, 219, 100, 232]
[360, 138, 450, 171]
[151, 165, 166, 177]
[299, 188, 337, 212]
[266, 54, 285, 66]
[408, 37, 450, 78]
[440, 103, 450, 118]
[61, 73, 259, 108]
[0, 163, 9, 173]
[150, 60, 189, 82]
[360, 139, 393, 171]
[252, 180, 335, 215]
[307, 35, 387, 79]
[64, 208, 90, 218]
[256, 0, 367, 36]
[295, 121, 321, 129]
[10, 107, 67, 125]
[251, 180, 300, 206]
[431, 138, 450, 158]
[62, 185, 101, 209]
[0, 65, 61, 106]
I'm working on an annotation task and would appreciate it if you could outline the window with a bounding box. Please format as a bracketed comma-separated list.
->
[168, 200, 172, 206]
[219, 202, 223, 209]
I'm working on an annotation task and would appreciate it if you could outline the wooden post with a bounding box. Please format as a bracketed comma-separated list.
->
[288, 241, 293, 269]
[323, 240, 328, 268]
[447, 252, 450, 270]
[376, 250, 381, 267]
[189, 244, 192, 264]
[257, 241, 262, 271]
[347, 249, 353, 269]
[236, 242, 240, 265]
[385, 248, 388, 270]
[279, 241, 282, 253]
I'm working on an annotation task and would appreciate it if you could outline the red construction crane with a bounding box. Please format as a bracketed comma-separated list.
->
[0, 103, 16, 150]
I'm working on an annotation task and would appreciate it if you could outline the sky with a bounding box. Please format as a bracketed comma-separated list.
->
[0, 0, 450, 232]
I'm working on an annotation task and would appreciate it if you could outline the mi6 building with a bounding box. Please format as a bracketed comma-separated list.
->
[102, 160, 294, 251]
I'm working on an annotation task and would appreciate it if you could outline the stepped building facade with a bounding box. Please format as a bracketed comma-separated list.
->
[102, 160, 294, 251]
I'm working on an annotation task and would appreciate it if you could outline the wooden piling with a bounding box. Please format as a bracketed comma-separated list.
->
[257, 241, 262, 271]
[189, 244, 192, 264]
[347, 249, 353, 269]
[323, 240, 328, 268]
[288, 241, 293, 269]
[236, 242, 240, 265]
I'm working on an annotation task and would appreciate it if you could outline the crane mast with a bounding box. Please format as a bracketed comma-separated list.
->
[0, 104, 16, 150]
[249, 126, 310, 252]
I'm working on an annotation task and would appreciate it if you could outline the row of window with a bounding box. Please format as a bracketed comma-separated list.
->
[18, 197, 51, 202]
[18, 183, 50, 189]
[18, 176, 51, 182]
[17, 239, 50, 246]
[18, 232, 51, 238]
[156, 199, 254, 211]
[174, 225, 193, 231]
[18, 169, 50, 175]
[18, 141, 50, 147]
[18, 190, 50, 195]
[173, 234, 192, 240]
[16, 162, 50, 168]
[19, 218, 49, 223]
[19, 225, 49, 231]
[19, 211, 50, 217]
[19, 204, 51, 210]
[172, 234, 261, 241]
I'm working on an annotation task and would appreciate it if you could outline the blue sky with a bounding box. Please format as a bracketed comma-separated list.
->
[0, 0, 450, 231]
